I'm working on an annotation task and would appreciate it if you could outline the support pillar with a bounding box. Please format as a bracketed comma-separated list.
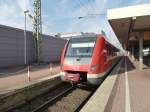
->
[123, 43, 127, 55]
[139, 33, 143, 70]
[132, 45, 134, 60]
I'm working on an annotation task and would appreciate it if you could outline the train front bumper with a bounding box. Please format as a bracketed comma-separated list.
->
[60, 72, 106, 85]
[60, 72, 80, 83]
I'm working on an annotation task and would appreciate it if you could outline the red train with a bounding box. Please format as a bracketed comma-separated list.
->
[60, 33, 119, 85]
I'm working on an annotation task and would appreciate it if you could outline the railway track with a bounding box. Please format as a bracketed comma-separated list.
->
[8, 83, 96, 112]
[47, 86, 96, 112]
[8, 82, 73, 112]
[4, 60, 120, 112]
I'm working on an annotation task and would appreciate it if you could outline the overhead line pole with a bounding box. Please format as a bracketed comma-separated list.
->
[33, 0, 42, 64]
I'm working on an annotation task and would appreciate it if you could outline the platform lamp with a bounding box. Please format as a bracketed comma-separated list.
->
[24, 10, 29, 65]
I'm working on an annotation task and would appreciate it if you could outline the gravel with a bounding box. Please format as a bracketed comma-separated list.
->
[48, 87, 94, 112]
[9, 82, 71, 112]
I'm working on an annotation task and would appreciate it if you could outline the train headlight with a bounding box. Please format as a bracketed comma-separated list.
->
[90, 65, 97, 71]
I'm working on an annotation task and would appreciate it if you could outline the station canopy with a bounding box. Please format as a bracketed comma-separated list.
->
[107, 4, 150, 47]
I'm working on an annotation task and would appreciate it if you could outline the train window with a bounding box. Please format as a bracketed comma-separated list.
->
[70, 36, 96, 43]
[65, 37, 96, 57]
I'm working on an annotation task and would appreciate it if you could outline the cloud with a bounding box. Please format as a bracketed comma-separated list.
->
[0, 0, 150, 50]
[0, 0, 33, 31]
[17, 0, 31, 12]
[40, 0, 124, 49]
[0, 1, 22, 27]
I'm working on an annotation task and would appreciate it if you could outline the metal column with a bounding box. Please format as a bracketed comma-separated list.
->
[132, 45, 134, 60]
[139, 33, 143, 70]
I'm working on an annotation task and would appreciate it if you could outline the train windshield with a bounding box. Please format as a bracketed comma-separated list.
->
[65, 37, 96, 57]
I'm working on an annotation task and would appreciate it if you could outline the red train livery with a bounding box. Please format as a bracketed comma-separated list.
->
[60, 33, 119, 85]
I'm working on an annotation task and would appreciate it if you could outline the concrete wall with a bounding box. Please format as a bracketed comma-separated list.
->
[42, 35, 66, 62]
[0, 25, 66, 67]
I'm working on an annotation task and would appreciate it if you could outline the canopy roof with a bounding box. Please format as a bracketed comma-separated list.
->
[107, 4, 150, 46]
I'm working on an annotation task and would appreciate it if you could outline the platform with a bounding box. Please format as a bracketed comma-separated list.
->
[0, 72, 61, 111]
[0, 64, 60, 93]
[80, 56, 150, 112]
[111, 56, 150, 112]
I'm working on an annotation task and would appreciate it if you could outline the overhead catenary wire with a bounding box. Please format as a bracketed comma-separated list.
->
[87, 0, 95, 12]
[77, 0, 90, 14]
[78, 0, 97, 14]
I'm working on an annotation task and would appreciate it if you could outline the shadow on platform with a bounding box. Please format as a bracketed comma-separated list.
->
[111, 56, 136, 76]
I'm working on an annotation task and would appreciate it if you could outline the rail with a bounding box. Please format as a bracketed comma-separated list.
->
[6, 83, 74, 112]
[31, 84, 75, 112]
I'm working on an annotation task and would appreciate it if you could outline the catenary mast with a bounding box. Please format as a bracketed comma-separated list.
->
[33, 0, 42, 63]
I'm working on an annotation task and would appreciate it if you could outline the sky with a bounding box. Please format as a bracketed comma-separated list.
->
[0, 0, 150, 50]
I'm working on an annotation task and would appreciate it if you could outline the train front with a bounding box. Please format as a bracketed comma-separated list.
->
[60, 35, 98, 85]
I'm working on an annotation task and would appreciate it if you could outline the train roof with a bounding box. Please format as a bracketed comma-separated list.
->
[68, 33, 119, 52]
[70, 33, 97, 39]
[69, 30, 106, 39]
